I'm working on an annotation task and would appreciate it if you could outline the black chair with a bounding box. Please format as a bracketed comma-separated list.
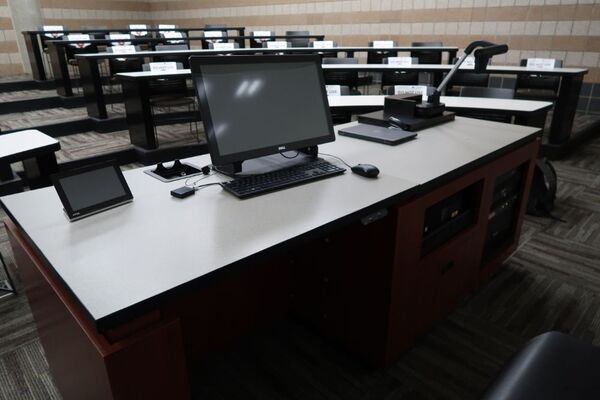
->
[459, 86, 515, 123]
[153, 44, 190, 68]
[482, 332, 600, 400]
[367, 41, 398, 64]
[515, 58, 563, 102]
[380, 57, 419, 93]
[65, 35, 99, 94]
[157, 31, 188, 47]
[106, 46, 143, 111]
[0, 251, 17, 300]
[249, 31, 275, 48]
[128, 24, 151, 38]
[285, 31, 310, 48]
[82, 26, 109, 40]
[410, 41, 443, 64]
[444, 57, 490, 96]
[329, 85, 356, 124]
[322, 58, 369, 94]
[309, 41, 338, 58]
[142, 63, 199, 143]
[203, 24, 228, 49]
[40, 26, 65, 78]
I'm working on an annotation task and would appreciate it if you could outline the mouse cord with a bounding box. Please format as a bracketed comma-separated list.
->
[319, 152, 353, 168]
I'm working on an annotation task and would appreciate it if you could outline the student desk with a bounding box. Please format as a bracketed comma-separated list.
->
[0, 129, 60, 195]
[2, 117, 539, 399]
[74, 46, 458, 118]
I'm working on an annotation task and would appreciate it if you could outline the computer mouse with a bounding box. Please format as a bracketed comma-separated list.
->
[351, 164, 380, 178]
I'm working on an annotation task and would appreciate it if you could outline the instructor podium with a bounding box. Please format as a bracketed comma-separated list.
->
[2, 116, 539, 399]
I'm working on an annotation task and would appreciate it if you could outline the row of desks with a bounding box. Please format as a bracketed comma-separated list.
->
[61, 46, 459, 98]
[113, 63, 583, 148]
[23, 27, 246, 81]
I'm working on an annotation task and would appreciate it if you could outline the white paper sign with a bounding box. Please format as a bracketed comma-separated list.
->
[253, 31, 272, 37]
[373, 40, 394, 48]
[526, 58, 555, 70]
[111, 45, 136, 54]
[313, 41, 335, 49]
[149, 62, 178, 73]
[267, 41, 288, 49]
[43, 25, 63, 32]
[129, 24, 148, 36]
[109, 33, 131, 41]
[462, 56, 475, 67]
[162, 31, 183, 39]
[204, 31, 223, 38]
[212, 42, 235, 50]
[43, 25, 64, 38]
[326, 85, 342, 96]
[67, 34, 91, 48]
[158, 24, 176, 30]
[387, 57, 413, 66]
[394, 85, 429, 100]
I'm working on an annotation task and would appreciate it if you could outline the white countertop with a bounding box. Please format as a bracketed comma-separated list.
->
[327, 95, 552, 113]
[1, 117, 539, 327]
[0, 129, 60, 159]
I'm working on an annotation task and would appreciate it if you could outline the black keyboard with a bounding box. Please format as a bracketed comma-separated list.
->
[221, 158, 345, 198]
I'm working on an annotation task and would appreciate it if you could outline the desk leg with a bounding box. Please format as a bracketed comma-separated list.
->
[4, 218, 191, 400]
[24, 33, 46, 81]
[21, 153, 58, 189]
[0, 163, 14, 181]
[79, 58, 108, 119]
[548, 74, 583, 145]
[122, 79, 158, 149]
[48, 43, 73, 97]
[515, 110, 548, 130]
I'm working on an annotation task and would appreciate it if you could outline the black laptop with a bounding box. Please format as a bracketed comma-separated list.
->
[338, 123, 417, 146]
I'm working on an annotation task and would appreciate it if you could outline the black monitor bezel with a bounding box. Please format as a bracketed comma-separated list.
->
[51, 160, 133, 221]
[190, 54, 335, 166]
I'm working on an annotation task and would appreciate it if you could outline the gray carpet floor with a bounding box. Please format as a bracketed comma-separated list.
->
[1, 106, 599, 399]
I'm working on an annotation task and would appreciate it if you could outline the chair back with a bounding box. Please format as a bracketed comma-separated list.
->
[322, 58, 360, 88]
[285, 31, 310, 47]
[143, 62, 188, 98]
[459, 87, 515, 123]
[411, 41, 443, 64]
[516, 59, 562, 92]
[153, 44, 190, 67]
[107, 46, 143, 75]
[367, 41, 398, 64]
[459, 87, 514, 99]
[381, 57, 419, 89]
[250, 31, 275, 48]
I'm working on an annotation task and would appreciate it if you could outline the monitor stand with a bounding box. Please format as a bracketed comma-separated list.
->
[215, 146, 319, 177]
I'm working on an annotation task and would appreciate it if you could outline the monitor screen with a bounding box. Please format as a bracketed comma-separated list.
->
[191, 55, 335, 166]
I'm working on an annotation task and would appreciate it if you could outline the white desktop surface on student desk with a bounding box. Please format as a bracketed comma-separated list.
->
[0, 129, 59, 159]
[327, 95, 552, 113]
[0, 117, 539, 327]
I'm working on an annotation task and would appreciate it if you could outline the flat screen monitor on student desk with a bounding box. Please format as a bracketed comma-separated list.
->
[190, 54, 337, 177]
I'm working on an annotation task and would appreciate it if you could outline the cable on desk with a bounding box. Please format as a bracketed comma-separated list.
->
[318, 152, 353, 169]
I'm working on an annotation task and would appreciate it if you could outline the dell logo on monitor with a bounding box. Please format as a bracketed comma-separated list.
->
[278, 146, 286, 151]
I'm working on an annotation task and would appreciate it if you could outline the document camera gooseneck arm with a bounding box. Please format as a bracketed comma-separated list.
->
[416, 41, 509, 117]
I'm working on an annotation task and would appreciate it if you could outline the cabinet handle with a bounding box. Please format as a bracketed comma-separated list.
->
[361, 208, 388, 225]
[441, 261, 455, 274]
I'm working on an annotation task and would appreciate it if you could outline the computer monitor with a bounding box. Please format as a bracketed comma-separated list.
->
[190, 54, 335, 175]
